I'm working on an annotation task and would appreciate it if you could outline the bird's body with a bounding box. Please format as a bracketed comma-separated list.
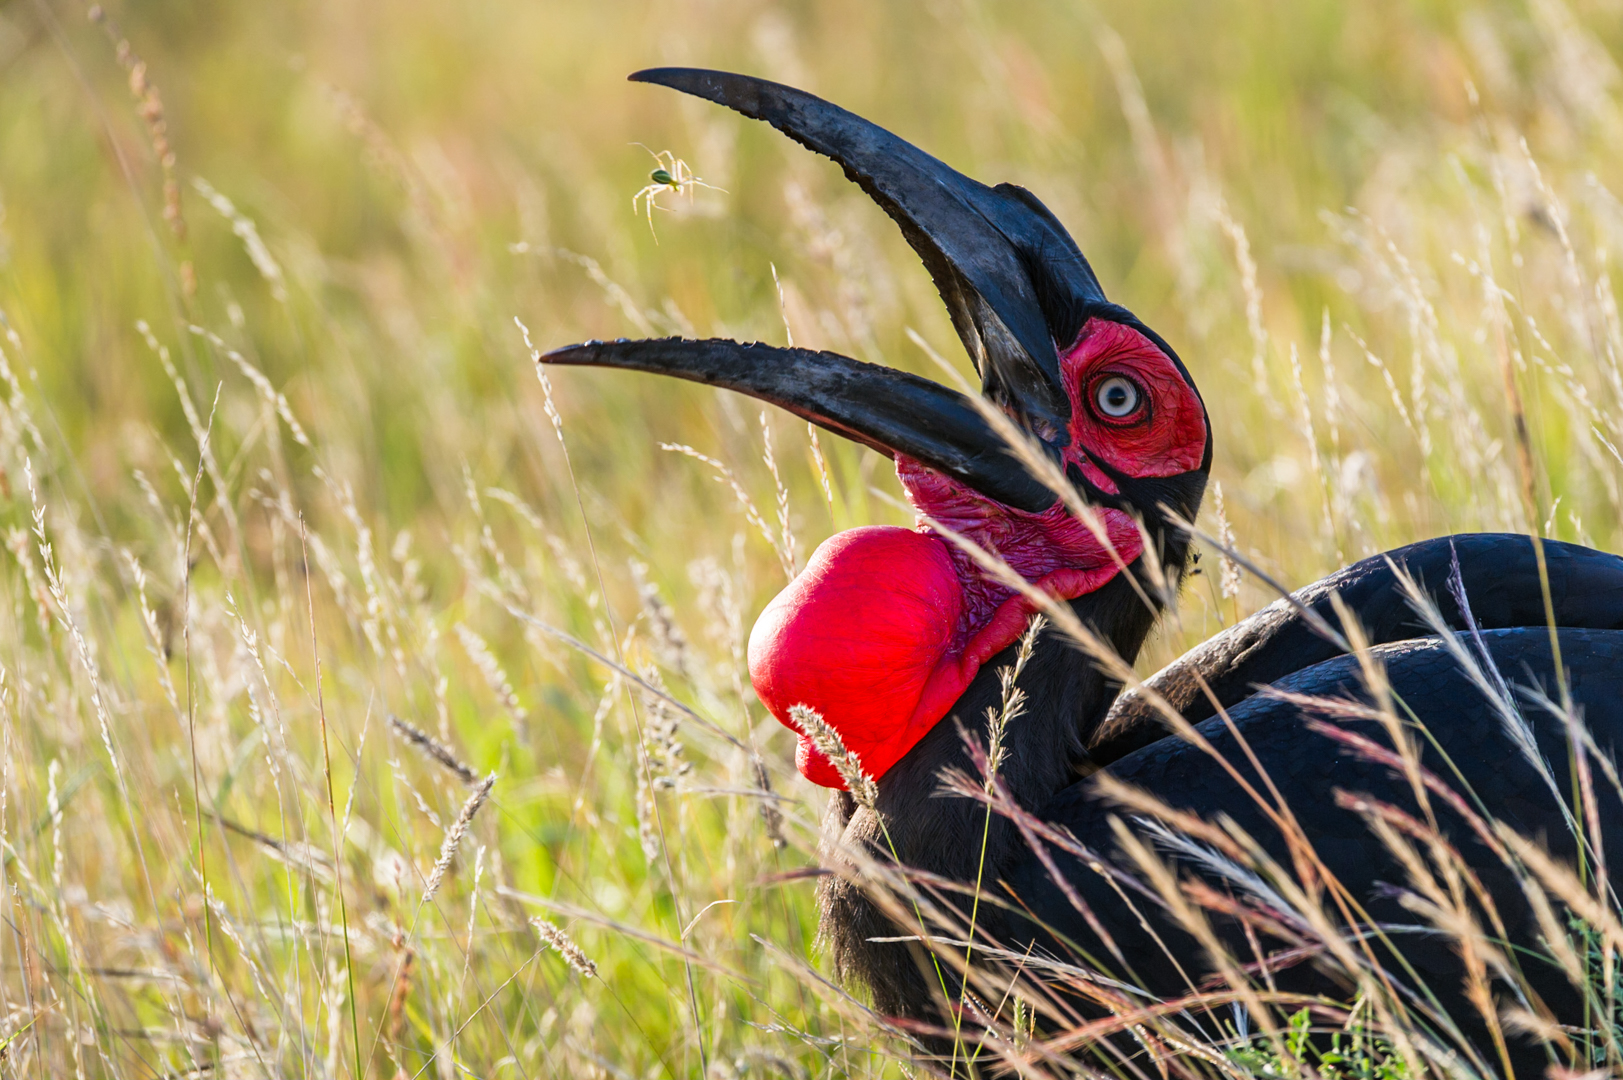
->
[1010, 628, 1623, 1077]
[545, 68, 1623, 1072]
[819, 535, 1623, 1073]
[1018, 624, 1623, 993]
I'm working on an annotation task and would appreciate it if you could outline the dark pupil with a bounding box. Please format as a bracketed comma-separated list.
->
[1106, 385, 1129, 409]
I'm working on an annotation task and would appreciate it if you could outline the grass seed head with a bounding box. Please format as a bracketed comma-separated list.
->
[788, 703, 878, 810]
[533, 917, 597, 978]
[423, 772, 497, 903]
[388, 712, 480, 786]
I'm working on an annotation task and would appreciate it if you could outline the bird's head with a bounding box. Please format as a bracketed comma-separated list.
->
[544, 69, 1210, 789]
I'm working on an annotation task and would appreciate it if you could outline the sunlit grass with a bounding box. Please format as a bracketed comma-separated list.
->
[0, 0, 1621, 1074]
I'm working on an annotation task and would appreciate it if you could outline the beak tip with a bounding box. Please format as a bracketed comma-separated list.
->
[543, 337, 656, 364]
[628, 67, 702, 91]
[541, 341, 599, 363]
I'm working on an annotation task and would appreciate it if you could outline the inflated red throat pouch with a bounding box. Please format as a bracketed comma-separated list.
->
[748, 522, 1132, 789]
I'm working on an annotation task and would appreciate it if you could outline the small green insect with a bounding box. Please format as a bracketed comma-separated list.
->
[631, 145, 724, 242]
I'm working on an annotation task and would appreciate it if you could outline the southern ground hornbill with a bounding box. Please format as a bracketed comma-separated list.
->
[546, 69, 1623, 1071]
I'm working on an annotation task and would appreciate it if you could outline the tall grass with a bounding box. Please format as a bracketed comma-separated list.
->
[0, 0, 1622, 1074]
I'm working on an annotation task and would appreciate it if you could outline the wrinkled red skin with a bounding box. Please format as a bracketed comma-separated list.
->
[748, 319, 1207, 788]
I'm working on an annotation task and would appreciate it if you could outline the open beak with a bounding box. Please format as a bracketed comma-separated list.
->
[542, 68, 1129, 514]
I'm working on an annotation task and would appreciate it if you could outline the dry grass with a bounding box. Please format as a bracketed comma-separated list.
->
[1, 0, 1622, 1075]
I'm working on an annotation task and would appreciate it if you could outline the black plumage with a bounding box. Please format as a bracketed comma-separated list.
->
[1008, 623, 1623, 1075]
[1099, 532, 1623, 757]
[817, 538, 1623, 1075]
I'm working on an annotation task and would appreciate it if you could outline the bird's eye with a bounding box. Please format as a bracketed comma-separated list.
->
[1092, 375, 1143, 421]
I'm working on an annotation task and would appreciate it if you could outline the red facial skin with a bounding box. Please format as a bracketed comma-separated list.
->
[748, 318, 1207, 789]
[1060, 318, 1209, 493]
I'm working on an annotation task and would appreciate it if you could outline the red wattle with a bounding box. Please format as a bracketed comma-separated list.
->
[749, 527, 964, 788]
[748, 527, 1134, 790]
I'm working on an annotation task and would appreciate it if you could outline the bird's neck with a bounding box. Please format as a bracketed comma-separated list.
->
[816, 568, 1167, 1014]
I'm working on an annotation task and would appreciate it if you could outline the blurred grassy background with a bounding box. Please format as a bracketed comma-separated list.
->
[0, 0, 1621, 1074]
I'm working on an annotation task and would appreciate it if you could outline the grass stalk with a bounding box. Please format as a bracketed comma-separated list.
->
[304, 519, 363, 1080]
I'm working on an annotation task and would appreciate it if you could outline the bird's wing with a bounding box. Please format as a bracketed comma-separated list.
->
[999, 627, 1623, 1068]
[1092, 534, 1623, 763]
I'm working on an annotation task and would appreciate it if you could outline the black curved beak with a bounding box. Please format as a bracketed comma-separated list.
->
[541, 69, 1132, 514]
[629, 67, 1110, 431]
[543, 338, 1057, 512]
